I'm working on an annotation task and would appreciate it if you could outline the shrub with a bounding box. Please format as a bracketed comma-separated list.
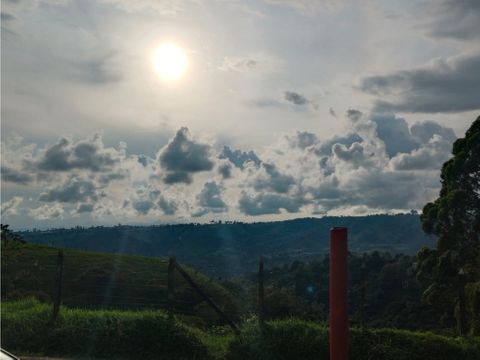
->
[2, 299, 210, 359]
[226, 318, 480, 360]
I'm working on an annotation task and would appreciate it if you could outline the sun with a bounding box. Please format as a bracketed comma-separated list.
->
[151, 42, 189, 81]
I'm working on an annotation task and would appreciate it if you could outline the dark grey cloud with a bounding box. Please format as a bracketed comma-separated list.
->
[410, 121, 456, 144]
[254, 163, 295, 193]
[1, 166, 33, 185]
[390, 136, 452, 171]
[219, 146, 261, 169]
[76, 203, 95, 213]
[372, 115, 419, 157]
[288, 131, 318, 149]
[38, 177, 97, 203]
[332, 142, 365, 164]
[239, 192, 304, 215]
[137, 154, 152, 167]
[98, 171, 128, 185]
[314, 133, 363, 156]
[1, 12, 16, 22]
[425, 0, 480, 40]
[284, 91, 308, 105]
[132, 200, 155, 215]
[159, 127, 214, 184]
[329, 107, 337, 118]
[194, 181, 227, 216]
[346, 109, 363, 122]
[158, 196, 177, 215]
[218, 162, 232, 179]
[359, 52, 480, 113]
[33, 135, 121, 172]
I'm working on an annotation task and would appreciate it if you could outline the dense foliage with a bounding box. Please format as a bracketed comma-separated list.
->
[1, 298, 210, 359]
[227, 318, 480, 360]
[3, 299, 478, 360]
[419, 116, 480, 334]
[19, 214, 434, 277]
[224, 251, 445, 332]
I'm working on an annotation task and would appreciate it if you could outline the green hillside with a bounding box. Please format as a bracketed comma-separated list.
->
[18, 214, 435, 277]
[1, 241, 239, 325]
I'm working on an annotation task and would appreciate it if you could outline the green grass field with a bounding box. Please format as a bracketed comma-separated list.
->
[1, 242, 239, 325]
[2, 299, 479, 360]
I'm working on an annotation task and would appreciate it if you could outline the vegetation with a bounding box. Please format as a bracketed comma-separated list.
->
[18, 213, 434, 277]
[227, 318, 480, 360]
[1, 242, 240, 326]
[1, 298, 210, 359]
[3, 300, 478, 360]
[418, 116, 480, 335]
[223, 251, 444, 332]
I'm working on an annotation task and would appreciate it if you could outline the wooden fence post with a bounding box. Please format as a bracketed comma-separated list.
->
[52, 249, 64, 320]
[360, 257, 366, 329]
[168, 257, 176, 318]
[458, 268, 467, 336]
[258, 256, 265, 328]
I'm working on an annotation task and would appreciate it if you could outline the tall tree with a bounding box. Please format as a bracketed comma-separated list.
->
[418, 116, 480, 333]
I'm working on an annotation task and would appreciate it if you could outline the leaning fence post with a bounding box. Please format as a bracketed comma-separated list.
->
[52, 249, 64, 320]
[258, 256, 265, 329]
[330, 227, 348, 360]
[174, 261, 239, 334]
[168, 256, 176, 318]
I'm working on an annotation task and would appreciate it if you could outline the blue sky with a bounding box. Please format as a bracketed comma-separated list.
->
[1, 0, 479, 228]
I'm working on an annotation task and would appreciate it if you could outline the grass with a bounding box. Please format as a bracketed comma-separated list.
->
[226, 318, 480, 360]
[1, 242, 239, 324]
[2, 299, 479, 360]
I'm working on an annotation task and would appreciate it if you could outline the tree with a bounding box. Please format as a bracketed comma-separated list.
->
[418, 116, 480, 334]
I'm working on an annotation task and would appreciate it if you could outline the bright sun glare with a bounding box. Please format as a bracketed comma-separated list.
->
[151, 42, 189, 81]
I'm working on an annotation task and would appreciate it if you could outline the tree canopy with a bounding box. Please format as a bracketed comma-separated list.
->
[418, 116, 480, 333]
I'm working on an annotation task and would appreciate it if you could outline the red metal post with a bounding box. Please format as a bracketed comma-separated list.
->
[329, 227, 348, 360]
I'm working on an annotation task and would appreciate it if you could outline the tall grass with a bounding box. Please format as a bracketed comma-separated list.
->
[3, 299, 479, 360]
[226, 317, 480, 360]
[2, 298, 210, 359]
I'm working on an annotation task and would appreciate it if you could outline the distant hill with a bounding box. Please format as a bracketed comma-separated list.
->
[18, 214, 435, 277]
[1, 242, 239, 325]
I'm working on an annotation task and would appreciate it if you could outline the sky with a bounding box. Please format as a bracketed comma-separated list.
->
[1, 0, 479, 229]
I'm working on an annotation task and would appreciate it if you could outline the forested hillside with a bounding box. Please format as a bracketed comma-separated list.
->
[19, 214, 434, 277]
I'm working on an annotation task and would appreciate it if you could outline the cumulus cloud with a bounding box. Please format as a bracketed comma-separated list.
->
[219, 146, 261, 169]
[38, 177, 98, 203]
[159, 127, 214, 184]
[0, 113, 460, 225]
[390, 135, 452, 171]
[29, 203, 64, 220]
[372, 115, 419, 157]
[239, 192, 304, 215]
[158, 196, 177, 215]
[254, 163, 295, 193]
[287, 131, 318, 150]
[32, 134, 123, 172]
[1, 166, 33, 185]
[359, 52, 480, 113]
[193, 181, 227, 217]
[1, 196, 23, 217]
[76, 203, 95, 213]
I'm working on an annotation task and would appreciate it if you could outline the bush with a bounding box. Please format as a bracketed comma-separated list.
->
[2, 298, 210, 359]
[226, 318, 480, 360]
